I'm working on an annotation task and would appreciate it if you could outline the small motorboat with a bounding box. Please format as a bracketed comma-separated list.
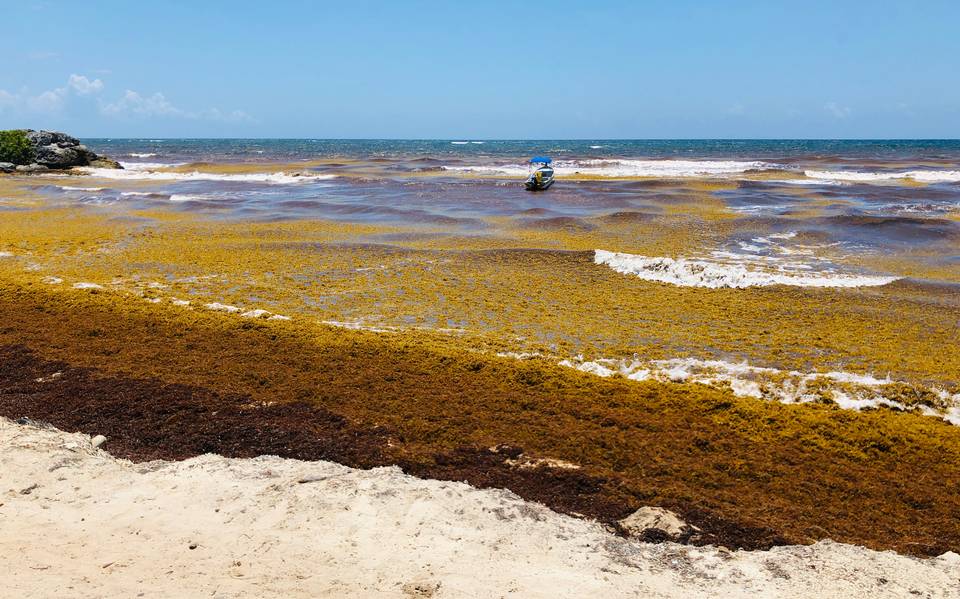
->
[524, 156, 555, 191]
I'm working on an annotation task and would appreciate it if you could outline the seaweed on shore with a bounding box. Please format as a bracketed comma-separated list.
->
[1, 284, 959, 556]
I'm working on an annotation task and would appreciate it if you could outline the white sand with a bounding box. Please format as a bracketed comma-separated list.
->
[2, 418, 957, 598]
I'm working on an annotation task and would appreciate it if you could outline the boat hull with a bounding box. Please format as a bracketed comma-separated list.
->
[524, 167, 555, 191]
[524, 178, 554, 191]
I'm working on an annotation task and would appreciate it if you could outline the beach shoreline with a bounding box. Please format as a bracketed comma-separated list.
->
[1, 282, 959, 557]
[4, 416, 959, 599]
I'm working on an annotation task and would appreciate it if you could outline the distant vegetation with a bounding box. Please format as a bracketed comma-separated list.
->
[0, 130, 34, 165]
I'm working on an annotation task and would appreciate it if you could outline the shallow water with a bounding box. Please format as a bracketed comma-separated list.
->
[24, 140, 946, 228]
[4, 139, 959, 407]
[26, 139, 945, 282]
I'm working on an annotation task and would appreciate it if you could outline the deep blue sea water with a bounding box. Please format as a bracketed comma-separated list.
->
[82, 139, 960, 165]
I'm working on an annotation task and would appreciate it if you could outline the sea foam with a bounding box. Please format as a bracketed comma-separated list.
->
[58, 186, 107, 192]
[558, 355, 960, 425]
[444, 159, 779, 178]
[80, 165, 336, 184]
[120, 162, 188, 170]
[594, 236, 899, 289]
[805, 169, 960, 184]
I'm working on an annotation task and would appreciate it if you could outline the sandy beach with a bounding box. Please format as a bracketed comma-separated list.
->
[4, 417, 959, 599]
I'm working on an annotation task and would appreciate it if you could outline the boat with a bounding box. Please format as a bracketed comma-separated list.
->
[524, 157, 555, 191]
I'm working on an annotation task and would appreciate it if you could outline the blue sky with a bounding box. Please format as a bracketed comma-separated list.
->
[2, 0, 958, 138]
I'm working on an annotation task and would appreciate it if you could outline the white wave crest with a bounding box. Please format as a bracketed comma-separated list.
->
[444, 159, 778, 178]
[58, 186, 106, 192]
[127, 152, 158, 158]
[80, 166, 336, 184]
[805, 169, 960, 184]
[119, 162, 187, 171]
[558, 355, 960, 425]
[767, 178, 847, 187]
[594, 249, 898, 289]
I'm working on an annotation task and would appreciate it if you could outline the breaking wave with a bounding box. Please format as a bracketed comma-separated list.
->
[58, 186, 107, 192]
[120, 162, 188, 170]
[594, 249, 898, 289]
[444, 159, 780, 178]
[805, 169, 960, 184]
[79, 165, 336, 184]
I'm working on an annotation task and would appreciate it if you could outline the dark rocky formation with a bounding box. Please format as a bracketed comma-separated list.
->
[0, 129, 121, 172]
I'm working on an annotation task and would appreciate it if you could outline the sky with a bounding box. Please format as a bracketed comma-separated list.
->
[1, 0, 958, 138]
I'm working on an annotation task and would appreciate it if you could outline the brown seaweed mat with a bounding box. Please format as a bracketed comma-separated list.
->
[1, 284, 959, 556]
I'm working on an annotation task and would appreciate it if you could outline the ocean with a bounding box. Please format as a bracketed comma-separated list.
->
[61, 138, 960, 221]
[53, 139, 958, 278]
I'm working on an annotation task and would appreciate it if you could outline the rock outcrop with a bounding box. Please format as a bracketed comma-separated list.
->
[618, 507, 702, 543]
[15, 163, 50, 173]
[1, 129, 121, 172]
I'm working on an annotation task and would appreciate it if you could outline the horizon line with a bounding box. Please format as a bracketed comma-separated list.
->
[74, 137, 960, 142]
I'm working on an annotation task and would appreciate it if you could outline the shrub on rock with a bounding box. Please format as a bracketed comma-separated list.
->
[0, 129, 122, 171]
[0, 130, 35, 165]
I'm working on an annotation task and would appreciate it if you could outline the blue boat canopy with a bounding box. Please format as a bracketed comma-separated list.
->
[529, 156, 552, 164]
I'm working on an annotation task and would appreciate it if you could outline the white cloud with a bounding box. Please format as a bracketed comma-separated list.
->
[0, 73, 103, 115]
[32, 89, 66, 112]
[101, 90, 186, 118]
[68, 74, 103, 95]
[0, 74, 253, 124]
[0, 89, 17, 109]
[825, 101, 851, 119]
[101, 90, 254, 123]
